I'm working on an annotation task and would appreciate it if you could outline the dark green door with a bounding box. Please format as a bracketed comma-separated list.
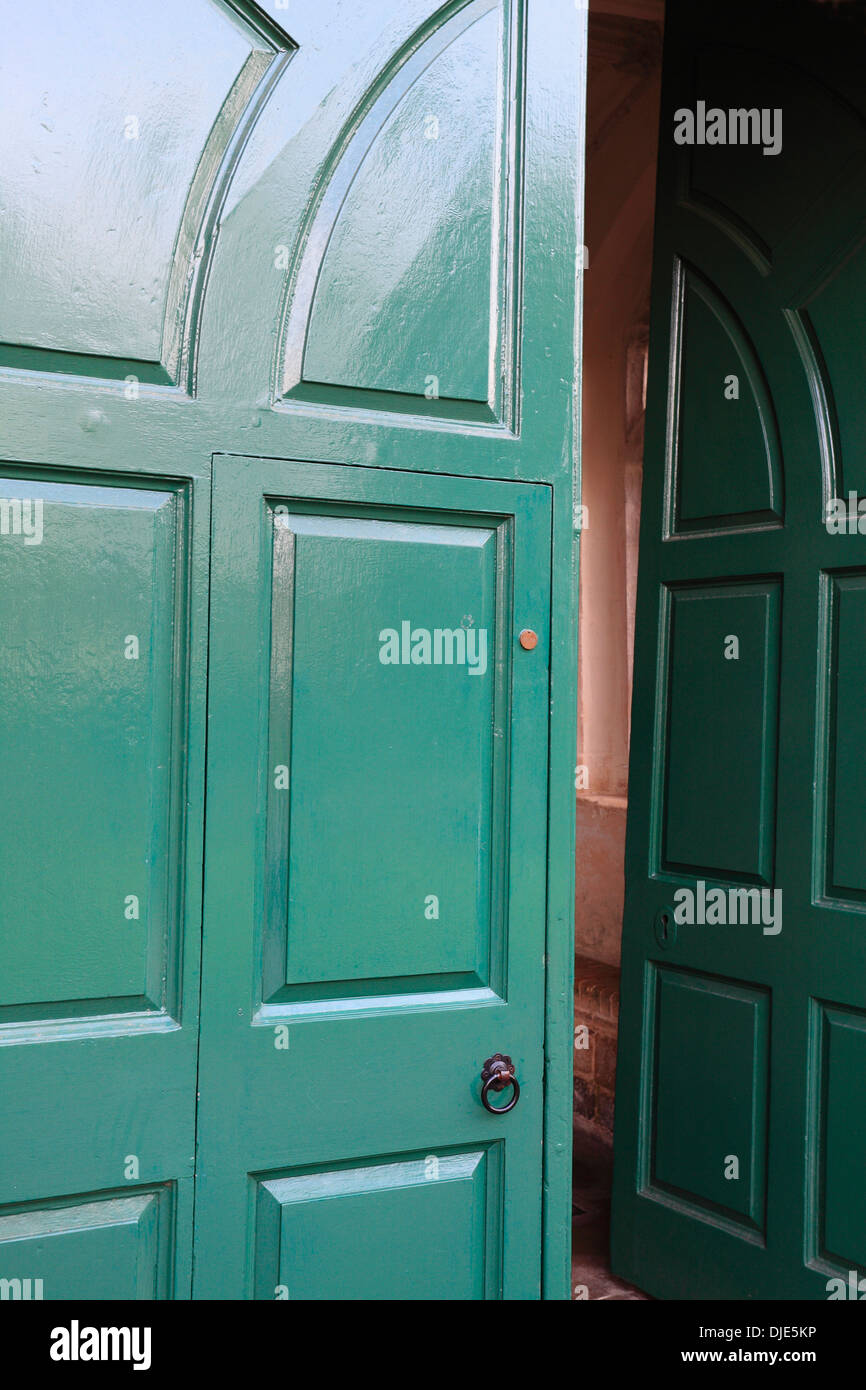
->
[0, 0, 584, 1299]
[613, 0, 866, 1299]
[194, 458, 550, 1298]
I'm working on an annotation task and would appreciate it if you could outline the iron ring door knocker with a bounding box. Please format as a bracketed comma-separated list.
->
[480, 1054, 520, 1114]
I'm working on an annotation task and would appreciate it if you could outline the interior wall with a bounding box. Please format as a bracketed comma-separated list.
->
[576, 0, 663, 967]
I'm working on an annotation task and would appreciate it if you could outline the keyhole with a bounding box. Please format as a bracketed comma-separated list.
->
[654, 906, 677, 950]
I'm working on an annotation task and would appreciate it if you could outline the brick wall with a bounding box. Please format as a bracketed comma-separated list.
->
[573, 954, 620, 1143]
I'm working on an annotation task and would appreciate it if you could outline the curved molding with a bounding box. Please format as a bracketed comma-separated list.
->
[273, 0, 522, 429]
[676, 44, 866, 277]
[136, 0, 297, 395]
[164, 37, 295, 393]
[0, 0, 295, 395]
[677, 177, 772, 278]
[665, 257, 784, 538]
[784, 307, 841, 509]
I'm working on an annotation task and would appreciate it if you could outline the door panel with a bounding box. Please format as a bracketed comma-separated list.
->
[0, 1188, 175, 1300]
[263, 506, 502, 996]
[0, 0, 294, 388]
[194, 457, 550, 1299]
[660, 579, 780, 882]
[273, 0, 522, 427]
[2, 474, 186, 1016]
[613, 0, 866, 1299]
[0, 466, 206, 1298]
[252, 1149, 492, 1301]
[301, 0, 503, 405]
[647, 968, 769, 1234]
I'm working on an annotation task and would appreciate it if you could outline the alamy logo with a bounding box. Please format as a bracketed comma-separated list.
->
[825, 493, 866, 533]
[0, 1277, 42, 1299]
[378, 620, 488, 677]
[0, 497, 43, 545]
[50, 1321, 152, 1371]
[674, 102, 783, 157]
[673, 880, 782, 936]
[826, 1270, 866, 1300]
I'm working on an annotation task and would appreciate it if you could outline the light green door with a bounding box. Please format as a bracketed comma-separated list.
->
[0, 469, 206, 1297]
[612, 0, 866, 1300]
[193, 458, 550, 1298]
[0, 0, 584, 1300]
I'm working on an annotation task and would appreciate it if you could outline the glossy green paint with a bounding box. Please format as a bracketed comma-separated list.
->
[0, 465, 207, 1296]
[195, 459, 551, 1298]
[612, 0, 866, 1300]
[0, 0, 584, 1299]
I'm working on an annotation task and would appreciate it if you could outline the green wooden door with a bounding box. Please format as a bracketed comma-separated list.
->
[194, 458, 550, 1298]
[0, 0, 584, 1299]
[612, 0, 866, 1300]
[0, 466, 207, 1298]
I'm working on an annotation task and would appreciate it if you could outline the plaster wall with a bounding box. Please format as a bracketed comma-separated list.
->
[576, 1, 663, 967]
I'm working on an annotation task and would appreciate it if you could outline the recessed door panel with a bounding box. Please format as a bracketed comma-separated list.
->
[812, 1002, 866, 1274]
[0, 472, 186, 1023]
[822, 572, 866, 902]
[647, 967, 769, 1233]
[0, 1187, 174, 1301]
[669, 263, 782, 533]
[302, 2, 502, 405]
[253, 1150, 495, 1300]
[660, 580, 780, 884]
[277, 0, 523, 426]
[0, 465, 207, 1296]
[262, 505, 507, 1000]
[0, 0, 294, 386]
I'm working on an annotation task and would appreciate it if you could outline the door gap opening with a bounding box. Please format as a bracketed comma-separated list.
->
[573, 0, 664, 1301]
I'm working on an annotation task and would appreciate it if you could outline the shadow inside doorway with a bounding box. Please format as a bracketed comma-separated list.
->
[571, 1125, 648, 1301]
